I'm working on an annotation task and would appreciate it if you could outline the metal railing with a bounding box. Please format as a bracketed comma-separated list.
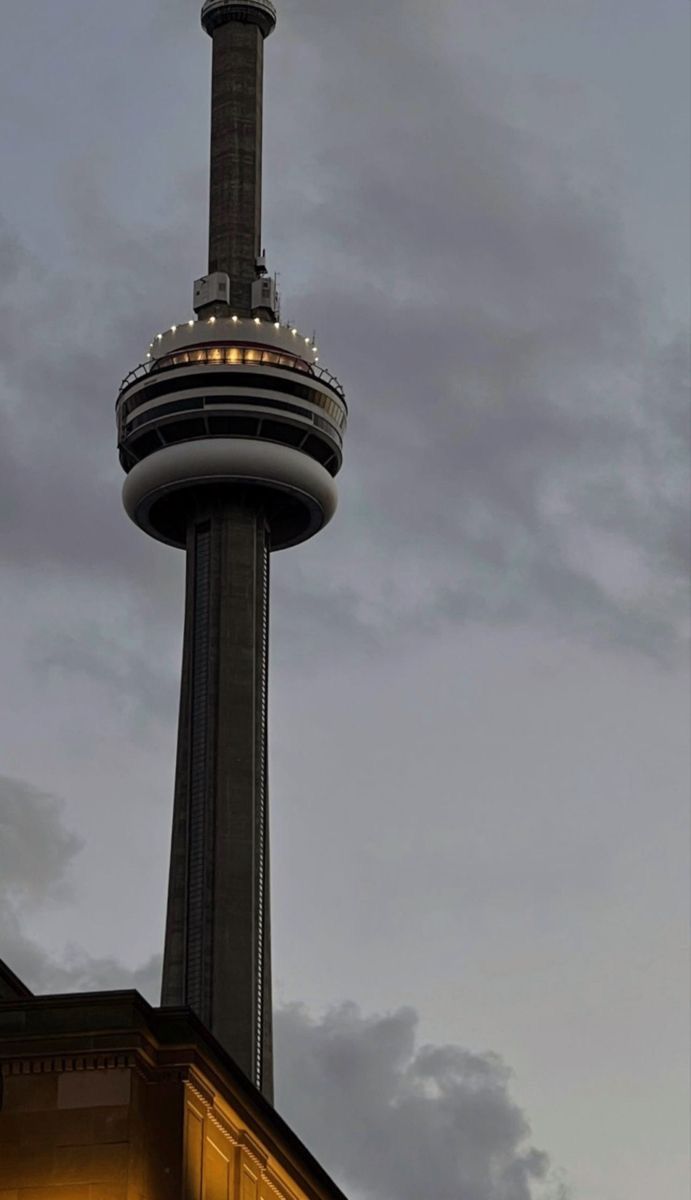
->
[117, 346, 346, 407]
[201, 0, 277, 34]
[203, 0, 276, 18]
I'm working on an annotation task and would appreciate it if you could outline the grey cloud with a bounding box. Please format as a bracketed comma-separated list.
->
[0, 904, 162, 1004]
[28, 623, 181, 734]
[0, 773, 162, 999]
[0, 774, 82, 910]
[0, 0, 687, 714]
[262, 0, 690, 659]
[275, 1003, 566, 1200]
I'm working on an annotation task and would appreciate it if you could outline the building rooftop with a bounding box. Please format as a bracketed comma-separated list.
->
[0, 959, 348, 1200]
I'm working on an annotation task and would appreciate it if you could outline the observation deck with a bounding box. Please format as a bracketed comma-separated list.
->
[201, 0, 277, 37]
[116, 317, 346, 552]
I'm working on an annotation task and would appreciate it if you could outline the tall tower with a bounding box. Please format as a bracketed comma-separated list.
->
[116, 0, 346, 1102]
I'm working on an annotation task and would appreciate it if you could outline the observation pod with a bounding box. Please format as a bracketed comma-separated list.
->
[116, 318, 346, 551]
[201, 0, 277, 37]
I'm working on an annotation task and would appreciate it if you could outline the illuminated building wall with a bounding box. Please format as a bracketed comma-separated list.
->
[0, 980, 345, 1200]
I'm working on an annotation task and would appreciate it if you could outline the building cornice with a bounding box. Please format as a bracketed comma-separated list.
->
[0, 988, 347, 1200]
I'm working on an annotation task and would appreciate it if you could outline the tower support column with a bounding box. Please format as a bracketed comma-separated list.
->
[162, 495, 273, 1101]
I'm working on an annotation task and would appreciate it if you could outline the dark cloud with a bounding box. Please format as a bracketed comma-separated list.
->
[275, 1003, 567, 1200]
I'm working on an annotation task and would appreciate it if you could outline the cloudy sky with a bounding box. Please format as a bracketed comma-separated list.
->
[0, 1, 688, 1197]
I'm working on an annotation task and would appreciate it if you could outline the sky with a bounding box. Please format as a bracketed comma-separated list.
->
[0, 1, 689, 1197]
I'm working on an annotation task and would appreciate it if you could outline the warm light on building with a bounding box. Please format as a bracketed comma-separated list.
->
[0, 967, 346, 1200]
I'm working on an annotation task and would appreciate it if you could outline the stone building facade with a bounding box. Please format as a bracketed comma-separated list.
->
[0, 964, 345, 1200]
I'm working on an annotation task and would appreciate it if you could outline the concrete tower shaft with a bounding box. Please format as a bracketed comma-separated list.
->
[203, 0, 277, 316]
[162, 498, 272, 1096]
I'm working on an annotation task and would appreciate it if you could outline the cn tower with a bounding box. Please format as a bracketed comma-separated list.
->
[116, 0, 346, 1102]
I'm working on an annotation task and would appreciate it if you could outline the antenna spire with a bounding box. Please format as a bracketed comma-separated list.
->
[202, 0, 277, 315]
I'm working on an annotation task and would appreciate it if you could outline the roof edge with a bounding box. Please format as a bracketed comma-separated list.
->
[0, 959, 33, 1001]
[0, 985, 348, 1200]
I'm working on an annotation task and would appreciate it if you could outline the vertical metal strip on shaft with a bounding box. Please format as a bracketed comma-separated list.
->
[255, 538, 269, 1089]
[186, 522, 214, 1019]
